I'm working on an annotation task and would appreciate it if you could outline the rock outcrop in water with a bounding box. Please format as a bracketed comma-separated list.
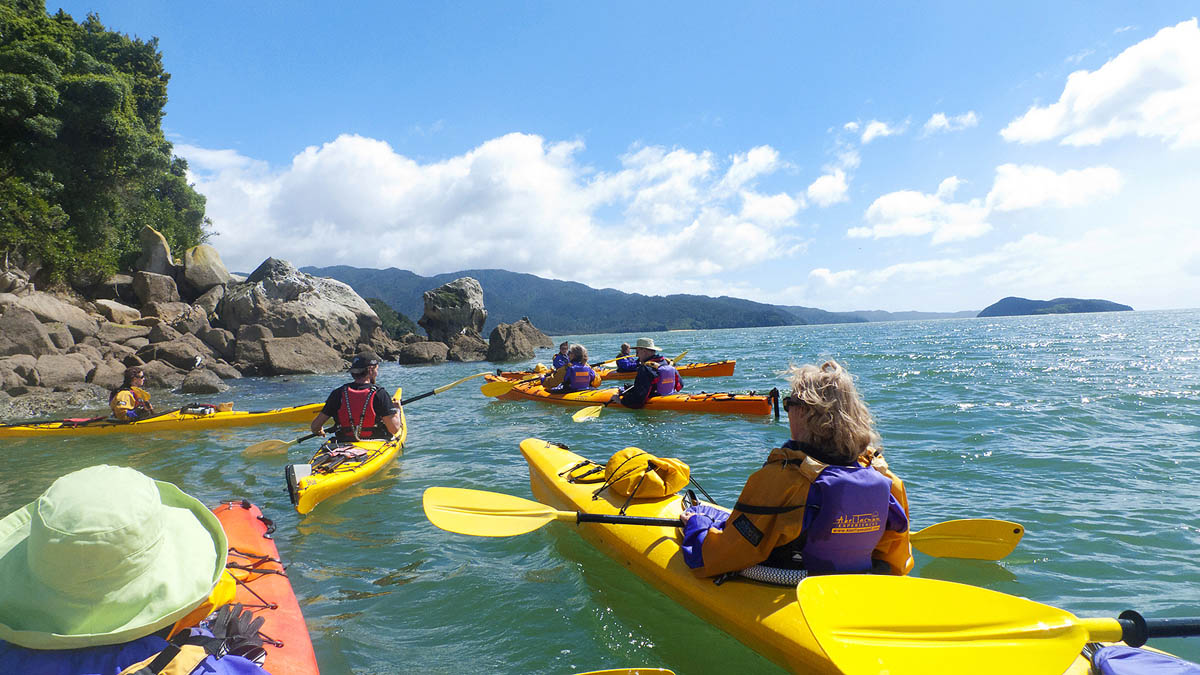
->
[978, 297, 1133, 318]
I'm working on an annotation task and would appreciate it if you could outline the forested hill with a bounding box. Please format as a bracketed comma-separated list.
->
[978, 297, 1133, 317]
[303, 266, 804, 335]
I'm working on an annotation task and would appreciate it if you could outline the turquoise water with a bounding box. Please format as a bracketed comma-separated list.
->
[3, 309, 1199, 673]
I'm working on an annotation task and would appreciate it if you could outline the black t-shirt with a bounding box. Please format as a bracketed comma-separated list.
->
[321, 383, 397, 426]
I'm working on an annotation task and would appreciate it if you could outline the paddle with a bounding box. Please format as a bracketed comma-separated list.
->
[574, 669, 675, 675]
[480, 373, 542, 397]
[797, 575, 1200, 675]
[909, 518, 1023, 561]
[423, 488, 1023, 562]
[572, 350, 688, 422]
[245, 373, 485, 455]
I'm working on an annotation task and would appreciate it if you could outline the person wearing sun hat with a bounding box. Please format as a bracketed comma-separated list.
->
[0, 465, 269, 674]
[618, 337, 684, 409]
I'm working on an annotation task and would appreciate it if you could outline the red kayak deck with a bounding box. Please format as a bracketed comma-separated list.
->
[213, 500, 319, 674]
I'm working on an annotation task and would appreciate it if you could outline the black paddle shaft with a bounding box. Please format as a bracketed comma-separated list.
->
[576, 512, 683, 528]
[1118, 610, 1200, 647]
[400, 390, 434, 405]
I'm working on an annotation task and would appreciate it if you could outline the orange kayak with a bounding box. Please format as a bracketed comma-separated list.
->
[213, 500, 318, 674]
[499, 359, 736, 382]
[483, 373, 778, 417]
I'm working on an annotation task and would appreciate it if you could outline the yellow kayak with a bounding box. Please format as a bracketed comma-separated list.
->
[520, 437, 1107, 674]
[0, 402, 321, 438]
[285, 388, 406, 515]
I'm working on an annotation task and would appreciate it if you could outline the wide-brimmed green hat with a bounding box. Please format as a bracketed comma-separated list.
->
[0, 465, 227, 649]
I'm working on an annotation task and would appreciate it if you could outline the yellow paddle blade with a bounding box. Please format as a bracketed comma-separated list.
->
[433, 371, 489, 395]
[243, 439, 290, 456]
[573, 662, 676, 667]
[572, 405, 604, 422]
[574, 669, 675, 675]
[668, 350, 688, 364]
[911, 519, 1024, 560]
[480, 375, 538, 397]
[422, 487, 571, 536]
[798, 575, 1095, 675]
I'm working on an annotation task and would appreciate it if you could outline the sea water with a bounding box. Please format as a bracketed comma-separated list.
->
[3, 309, 1198, 673]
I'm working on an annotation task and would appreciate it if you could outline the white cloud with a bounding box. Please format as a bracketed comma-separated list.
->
[807, 169, 849, 207]
[922, 111, 979, 135]
[180, 133, 808, 288]
[861, 120, 904, 144]
[853, 183, 991, 244]
[936, 177, 963, 199]
[986, 164, 1123, 211]
[1001, 19, 1200, 148]
[843, 121, 860, 132]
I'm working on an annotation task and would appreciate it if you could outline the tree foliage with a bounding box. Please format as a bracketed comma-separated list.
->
[0, 0, 208, 283]
[365, 297, 420, 339]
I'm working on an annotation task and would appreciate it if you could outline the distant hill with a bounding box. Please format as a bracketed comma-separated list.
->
[777, 306, 868, 324]
[848, 309, 979, 322]
[303, 266, 804, 335]
[977, 297, 1133, 317]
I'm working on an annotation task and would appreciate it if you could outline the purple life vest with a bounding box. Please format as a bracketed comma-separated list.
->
[564, 363, 595, 391]
[653, 363, 678, 395]
[796, 464, 895, 574]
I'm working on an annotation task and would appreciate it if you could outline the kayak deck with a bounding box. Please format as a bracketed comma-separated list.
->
[484, 374, 777, 416]
[520, 437, 1105, 674]
[500, 359, 736, 382]
[0, 402, 321, 437]
[286, 388, 407, 514]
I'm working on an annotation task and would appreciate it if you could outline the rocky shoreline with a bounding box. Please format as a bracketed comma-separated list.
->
[0, 226, 554, 419]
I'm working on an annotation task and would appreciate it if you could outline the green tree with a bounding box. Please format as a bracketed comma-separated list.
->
[366, 297, 421, 339]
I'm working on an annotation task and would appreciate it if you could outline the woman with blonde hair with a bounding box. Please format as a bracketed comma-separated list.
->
[680, 360, 913, 578]
[541, 344, 601, 392]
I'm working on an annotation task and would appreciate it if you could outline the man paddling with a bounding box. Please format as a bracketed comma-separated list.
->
[618, 337, 683, 408]
[311, 352, 402, 441]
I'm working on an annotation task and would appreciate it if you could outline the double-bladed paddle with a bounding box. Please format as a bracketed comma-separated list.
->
[422, 487, 1023, 560]
[797, 575, 1200, 675]
[908, 518, 1023, 561]
[571, 350, 688, 422]
[244, 372, 488, 455]
[575, 669, 675, 675]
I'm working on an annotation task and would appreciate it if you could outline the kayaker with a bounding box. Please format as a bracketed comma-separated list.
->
[614, 342, 639, 372]
[552, 341, 571, 370]
[617, 337, 683, 408]
[679, 360, 913, 578]
[0, 465, 271, 674]
[311, 352, 402, 441]
[109, 366, 154, 421]
[541, 344, 602, 392]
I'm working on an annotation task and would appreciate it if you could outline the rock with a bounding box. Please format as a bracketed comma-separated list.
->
[0, 292, 17, 309]
[142, 359, 185, 389]
[198, 326, 235, 360]
[487, 318, 554, 362]
[181, 368, 229, 394]
[0, 268, 32, 294]
[194, 285, 224, 317]
[67, 343, 104, 364]
[35, 354, 91, 389]
[15, 291, 99, 340]
[0, 307, 57, 357]
[418, 277, 487, 344]
[144, 301, 208, 335]
[87, 273, 136, 303]
[396, 341, 449, 365]
[87, 359, 128, 390]
[133, 271, 181, 305]
[182, 244, 232, 292]
[447, 331, 488, 362]
[94, 299, 141, 324]
[262, 334, 345, 375]
[205, 360, 242, 380]
[0, 364, 23, 390]
[135, 225, 177, 277]
[98, 321, 152, 343]
[400, 332, 424, 344]
[0, 355, 38, 385]
[147, 323, 183, 344]
[43, 322, 75, 350]
[234, 324, 272, 372]
[219, 258, 389, 355]
[136, 334, 210, 371]
[123, 337, 150, 352]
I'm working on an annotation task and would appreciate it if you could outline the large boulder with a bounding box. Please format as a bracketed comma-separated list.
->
[135, 226, 177, 277]
[15, 291, 98, 340]
[417, 277, 487, 344]
[261, 334, 345, 375]
[144, 301, 209, 335]
[198, 326, 235, 360]
[142, 359, 185, 389]
[0, 354, 39, 386]
[94, 299, 141, 324]
[87, 358, 128, 390]
[487, 318, 554, 362]
[133, 271, 180, 306]
[182, 244, 232, 293]
[205, 360, 242, 380]
[219, 258, 388, 355]
[136, 334, 210, 371]
[42, 322, 74, 350]
[87, 274, 136, 304]
[447, 330, 488, 362]
[233, 324, 272, 372]
[34, 353, 92, 389]
[181, 368, 229, 394]
[396, 341, 449, 365]
[98, 321, 152, 344]
[0, 307, 57, 357]
[194, 285, 224, 318]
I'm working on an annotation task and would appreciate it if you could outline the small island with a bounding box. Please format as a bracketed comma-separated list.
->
[977, 297, 1133, 318]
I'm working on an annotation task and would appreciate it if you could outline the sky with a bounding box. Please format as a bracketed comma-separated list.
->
[53, 1, 1200, 312]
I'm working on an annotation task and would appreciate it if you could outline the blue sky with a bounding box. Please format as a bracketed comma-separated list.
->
[55, 1, 1200, 311]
